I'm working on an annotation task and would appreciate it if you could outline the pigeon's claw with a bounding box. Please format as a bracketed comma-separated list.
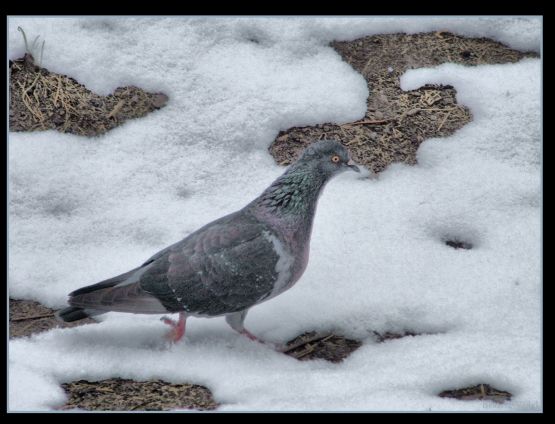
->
[240, 329, 263, 343]
[160, 316, 176, 326]
[161, 312, 187, 343]
[239, 330, 288, 352]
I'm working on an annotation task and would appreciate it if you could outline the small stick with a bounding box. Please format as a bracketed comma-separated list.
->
[437, 110, 452, 131]
[293, 344, 316, 359]
[281, 333, 332, 353]
[415, 107, 459, 112]
[53, 75, 62, 107]
[107, 99, 125, 119]
[293, 334, 335, 359]
[319, 335, 334, 343]
[130, 399, 153, 411]
[24, 73, 41, 94]
[19, 89, 42, 121]
[11, 312, 54, 322]
[343, 119, 391, 127]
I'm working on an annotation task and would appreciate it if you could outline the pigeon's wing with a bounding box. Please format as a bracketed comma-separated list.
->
[139, 211, 283, 316]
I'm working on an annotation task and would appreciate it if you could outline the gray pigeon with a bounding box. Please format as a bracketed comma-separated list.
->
[57, 140, 360, 343]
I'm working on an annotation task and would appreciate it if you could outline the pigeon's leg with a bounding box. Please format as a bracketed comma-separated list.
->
[160, 312, 187, 343]
[225, 310, 263, 343]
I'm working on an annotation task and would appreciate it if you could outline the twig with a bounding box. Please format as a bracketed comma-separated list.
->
[24, 73, 41, 94]
[437, 110, 451, 131]
[107, 99, 125, 119]
[414, 107, 460, 112]
[18, 82, 42, 121]
[281, 333, 332, 353]
[53, 75, 62, 107]
[293, 344, 316, 359]
[130, 399, 153, 411]
[319, 335, 334, 343]
[392, 127, 404, 138]
[342, 119, 391, 127]
[11, 312, 55, 322]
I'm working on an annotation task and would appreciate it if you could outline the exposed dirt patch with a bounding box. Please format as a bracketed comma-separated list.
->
[445, 239, 473, 250]
[9, 298, 96, 339]
[439, 383, 512, 403]
[59, 378, 217, 411]
[372, 330, 423, 343]
[282, 330, 427, 362]
[269, 32, 538, 173]
[282, 331, 362, 363]
[9, 53, 168, 137]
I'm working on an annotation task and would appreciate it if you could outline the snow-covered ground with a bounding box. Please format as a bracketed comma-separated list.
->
[8, 17, 542, 411]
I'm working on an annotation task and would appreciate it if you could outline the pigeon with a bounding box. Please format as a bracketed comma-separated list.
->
[57, 140, 360, 343]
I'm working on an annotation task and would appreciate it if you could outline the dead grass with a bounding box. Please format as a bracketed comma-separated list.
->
[269, 32, 538, 173]
[283, 331, 362, 362]
[439, 383, 512, 403]
[9, 298, 96, 339]
[9, 53, 168, 136]
[59, 378, 217, 411]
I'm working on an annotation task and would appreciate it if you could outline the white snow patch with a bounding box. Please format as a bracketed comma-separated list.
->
[9, 17, 541, 411]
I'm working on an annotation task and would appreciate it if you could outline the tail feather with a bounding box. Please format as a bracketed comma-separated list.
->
[68, 281, 168, 314]
[55, 306, 102, 323]
[69, 267, 140, 297]
[60, 264, 168, 319]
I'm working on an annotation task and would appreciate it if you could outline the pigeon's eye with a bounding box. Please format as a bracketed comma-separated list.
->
[331, 155, 341, 163]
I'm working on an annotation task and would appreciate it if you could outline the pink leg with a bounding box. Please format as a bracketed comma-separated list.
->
[240, 329, 287, 351]
[240, 329, 264, 343]
[161, 312, 187, 343]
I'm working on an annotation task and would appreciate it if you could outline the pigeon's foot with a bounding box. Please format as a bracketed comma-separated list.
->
[161, 312, 187, 343]
[240, 329, 264, 343]
[239, 330, 286, 351]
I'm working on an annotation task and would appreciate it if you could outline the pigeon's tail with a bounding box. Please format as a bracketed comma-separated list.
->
[59, 266, 169, 318]
[55, 306, 103, 323]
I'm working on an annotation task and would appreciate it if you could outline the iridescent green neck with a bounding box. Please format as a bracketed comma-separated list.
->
[254, 163, 329, 216]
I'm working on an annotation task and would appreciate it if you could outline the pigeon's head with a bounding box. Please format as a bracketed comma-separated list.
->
[297, 140, 360, 176]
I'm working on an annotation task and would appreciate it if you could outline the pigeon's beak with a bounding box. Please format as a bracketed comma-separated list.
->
[347, 158, 360, 173]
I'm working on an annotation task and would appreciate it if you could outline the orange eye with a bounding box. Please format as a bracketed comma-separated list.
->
[331, 155, 341, 163]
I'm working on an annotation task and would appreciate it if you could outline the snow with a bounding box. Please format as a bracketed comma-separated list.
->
[8, 17, 541, 411]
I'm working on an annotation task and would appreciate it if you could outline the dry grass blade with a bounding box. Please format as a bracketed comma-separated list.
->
[11, 312, 55, 322]
[342, 119, 391, 126]
[107, 99, 125, 119]
[437, 110, 452, 131]
[281, 332, 333, 353]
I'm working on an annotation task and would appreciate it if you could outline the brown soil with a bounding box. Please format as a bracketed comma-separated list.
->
[439, 384, 512, 403]
[60, 378, 217, 411]
[9, 298, 96, 339]
[372, 330, 422, 343]
[282, 331, 363, 362]
[9, 53, 168, 137]
[445, 239, 473, 250]
[269, 32, 538, 173]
